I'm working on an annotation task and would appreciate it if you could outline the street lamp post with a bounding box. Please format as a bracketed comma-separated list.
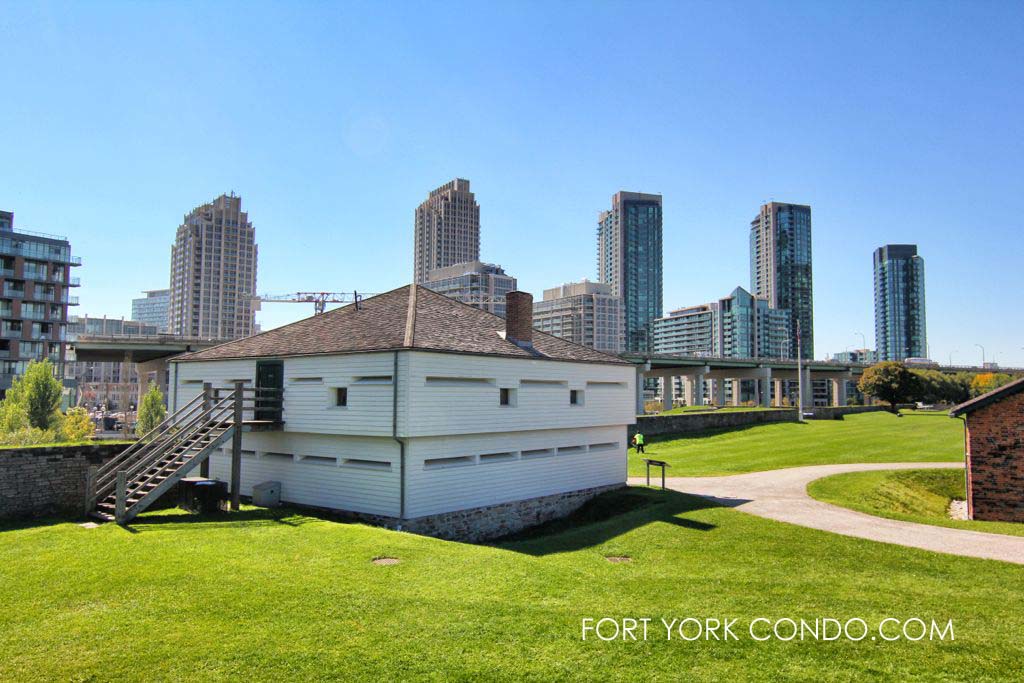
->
[855, 332, 867, 350]
[797, 320, 804, 423]
[975, 343, 986, 367]
[948, 350, 957, 366]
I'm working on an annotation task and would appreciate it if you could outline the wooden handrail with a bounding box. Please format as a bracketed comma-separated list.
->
[102, 382, 285, 521]
[123, 413, 236, 503]
[94, 392, 207, 485]
[94, 388, 243, 505]
[120, 391, 237, 483]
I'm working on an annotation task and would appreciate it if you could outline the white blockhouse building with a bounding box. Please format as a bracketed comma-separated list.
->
[169, 286, 636, 540]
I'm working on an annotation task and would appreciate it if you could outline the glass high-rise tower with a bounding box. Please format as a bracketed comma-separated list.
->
[597, 191, 663, 353]
[873, 244, 927, 361]
[750, 202, 813, 359]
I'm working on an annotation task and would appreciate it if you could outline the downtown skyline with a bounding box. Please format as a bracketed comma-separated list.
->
[2, 2, 1022, 366]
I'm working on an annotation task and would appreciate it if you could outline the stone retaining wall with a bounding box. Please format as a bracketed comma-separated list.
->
[0, 444, 127, 521]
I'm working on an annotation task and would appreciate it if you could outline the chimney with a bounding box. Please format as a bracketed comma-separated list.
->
[504, 291, 534, 346]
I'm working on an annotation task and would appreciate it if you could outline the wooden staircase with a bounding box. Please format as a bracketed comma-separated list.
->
[87, 384, 281, 524]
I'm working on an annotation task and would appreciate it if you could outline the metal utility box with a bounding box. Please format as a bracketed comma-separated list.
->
[252, 480, 281, 507]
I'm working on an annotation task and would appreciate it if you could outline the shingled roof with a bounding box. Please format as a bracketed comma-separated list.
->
[174, 285, 630, 365]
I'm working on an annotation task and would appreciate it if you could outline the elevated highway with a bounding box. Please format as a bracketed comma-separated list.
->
[621, 353, 871, 413]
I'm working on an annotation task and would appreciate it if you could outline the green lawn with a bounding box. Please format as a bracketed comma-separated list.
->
[629, 411, 963, 477]
[654, 405, 785, 416]
[1, 490, 1022, 680]
[808, 468, 1024, 538]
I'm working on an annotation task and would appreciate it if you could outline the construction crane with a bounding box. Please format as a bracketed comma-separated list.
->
[253, 290, 509, 316]
[252, 292, 376, 315]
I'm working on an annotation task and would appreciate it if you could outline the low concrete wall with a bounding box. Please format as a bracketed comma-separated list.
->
[807, 405, 886, 419]
[0, 444, 127, 521]
[630, 409, 797, 438]
[630, 404, 888, 438]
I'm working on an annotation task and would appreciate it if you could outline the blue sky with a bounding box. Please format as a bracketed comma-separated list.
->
[2, 1, 1022, 366]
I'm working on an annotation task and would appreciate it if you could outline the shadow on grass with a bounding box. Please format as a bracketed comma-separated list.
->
[0, 515, 80, 534]
[493, 487, 743, 557]
[122, 506, 316, 533]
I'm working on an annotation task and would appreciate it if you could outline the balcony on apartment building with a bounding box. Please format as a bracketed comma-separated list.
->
[28, 325, 55, 341]
[23, 288, 78, 306]
[0, 230, 82, 266]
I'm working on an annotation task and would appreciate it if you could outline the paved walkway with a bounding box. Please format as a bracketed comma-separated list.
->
[629, 462, 1024, 565]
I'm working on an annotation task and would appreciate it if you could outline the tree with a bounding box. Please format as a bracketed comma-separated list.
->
[858, 362, 920, 413]
[17, 360, 63, 430]
[62, 407, 95, 442]
[970, 372, 1015, 398]
[911, 369, 968, 405]
[136, 383, 167, 436]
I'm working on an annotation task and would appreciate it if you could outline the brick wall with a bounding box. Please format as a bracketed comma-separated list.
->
[0, 444, 127, 521]
[965, 391, 1024, 522]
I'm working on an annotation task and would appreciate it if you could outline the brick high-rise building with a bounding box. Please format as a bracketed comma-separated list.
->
[413, 179, 481, 284]
[597, 191, 663, 353]
[750, 202, 813, 359]
[168, 193, 257, 339]
[0, 210, 81, 395]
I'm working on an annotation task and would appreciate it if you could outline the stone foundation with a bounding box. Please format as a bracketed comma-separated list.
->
[402, 484, 625, 542]
[284, 483, 625, 543]
[0, 443, 127, 521]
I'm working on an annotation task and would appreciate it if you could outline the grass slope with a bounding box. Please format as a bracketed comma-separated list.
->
[629, 411, 962, 477]
[1, 491, 1022, 681]
[808, 468, 1024, 538]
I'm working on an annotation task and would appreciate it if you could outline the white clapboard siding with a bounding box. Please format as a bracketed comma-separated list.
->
[208, 431, 401, 517]
[403, 425, 627, 518]
[281, 353, 400, 436]
[402, 351, 635, 437]
[174, 350, 632, 520]
[172, 359, 257, 412]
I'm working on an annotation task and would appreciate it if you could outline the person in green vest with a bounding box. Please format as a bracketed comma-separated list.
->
[632, 431, 645, 454]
